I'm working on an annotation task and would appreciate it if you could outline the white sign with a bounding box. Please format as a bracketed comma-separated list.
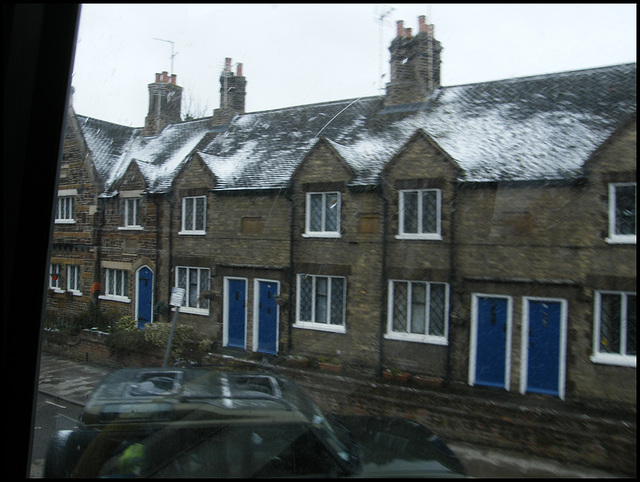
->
[170, 287, 185, 307]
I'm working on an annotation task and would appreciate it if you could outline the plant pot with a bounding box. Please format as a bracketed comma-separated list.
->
[284, 356, 309, 368]
[318, 362, 342, 373]
[412, 375, 443, 388]
[383, 371, 410, 382]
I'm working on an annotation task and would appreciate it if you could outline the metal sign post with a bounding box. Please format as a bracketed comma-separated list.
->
[163, 287, 185, 367]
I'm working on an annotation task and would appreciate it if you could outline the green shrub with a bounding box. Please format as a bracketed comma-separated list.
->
[143, 321, 194, 357]
[47, 304, 120, 335]
[196, 338, 214, 352]
[107, 316, 147, 354]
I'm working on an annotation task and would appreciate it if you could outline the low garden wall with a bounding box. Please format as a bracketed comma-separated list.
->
[41, 329, 164, 368]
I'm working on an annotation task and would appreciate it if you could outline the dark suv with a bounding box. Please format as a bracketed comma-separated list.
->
[45, 367, 465, 477]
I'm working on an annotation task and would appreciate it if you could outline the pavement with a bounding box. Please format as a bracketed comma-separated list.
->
[32, 353, 626, 478]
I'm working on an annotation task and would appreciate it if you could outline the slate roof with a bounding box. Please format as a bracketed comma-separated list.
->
[75, 62, 636, 195]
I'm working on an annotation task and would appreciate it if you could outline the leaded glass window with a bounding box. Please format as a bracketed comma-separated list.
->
[595, 291, 636, 363]
[399, 189, 441, 238]
[388, 280, 449, 344]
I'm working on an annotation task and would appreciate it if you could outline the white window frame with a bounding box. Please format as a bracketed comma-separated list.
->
[119, 197, 143, 230]
[101, 268, 130, 303]
[396, 189, 442, 240]
[591, 290, 636, 367]
[303, 192, 341, 238]
[49, 263, 63, 292]
[175, 266, 210, 315]
[54, 196, 75, 224]
[179, 195, 207, 235]
[606, 182, 636, 244]
[384, 280, 449, 345]
[294, 274, 346, 333]
[66, 265, 82, 295]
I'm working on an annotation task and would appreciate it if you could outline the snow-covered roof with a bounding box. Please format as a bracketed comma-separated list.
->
[75, 62, 636, 195]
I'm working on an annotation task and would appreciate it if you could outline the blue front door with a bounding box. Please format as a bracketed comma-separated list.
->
[227, 279, 246, 349]
[475, 296, 509, 389]
[257, 281, 278, 355]
[527, 299, 563, 397]
[137, 267, 153, 329]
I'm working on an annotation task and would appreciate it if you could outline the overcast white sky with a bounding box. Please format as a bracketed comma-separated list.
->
[71, 3, 636, 127]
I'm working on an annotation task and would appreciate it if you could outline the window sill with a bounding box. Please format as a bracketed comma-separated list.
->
[395, 234, 442, 241]
[301, 232, 341, 239]
[178, 231, 207, 236]
[50, 288, 65, 294]
[54, 219, 76, 225]
[384, 333, 448, 345]
[179, 306, 210, 316]
[590, 353, 636, 368]
[99, 295, 131, 304]
[293, 322, 346, 334]
[118, 226, 144, 231]
[605, 235, 636, 245]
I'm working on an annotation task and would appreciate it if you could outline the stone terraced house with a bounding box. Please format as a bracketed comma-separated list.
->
[48, 16, 636, 406]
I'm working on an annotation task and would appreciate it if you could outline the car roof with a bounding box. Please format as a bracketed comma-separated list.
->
[83, 367, 318, 423]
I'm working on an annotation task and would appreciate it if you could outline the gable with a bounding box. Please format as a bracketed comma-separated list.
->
[583, 116, 636, 181]
[112, 160, 148, 192]
[292, 137, 354, 185]
[172, 153, 216, 190]
[382, 129, 459, 181]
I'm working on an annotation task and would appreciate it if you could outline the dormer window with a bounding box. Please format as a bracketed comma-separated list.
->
[397, 189, 441, 240]
[304, 192, 340, 237]
[607, 183, 636, 244]
[180, 195, 206, 235]
[119, 197, 142, 230]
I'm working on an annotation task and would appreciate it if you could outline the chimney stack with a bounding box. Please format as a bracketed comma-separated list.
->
[385, 15, 442, 107]
[212, 57, 247, 126]
[143, 71, 183, 136]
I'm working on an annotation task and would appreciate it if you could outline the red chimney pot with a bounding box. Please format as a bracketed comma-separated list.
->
[155, 73, 161, 82]
[236, 63, 243, 77]
[396, 20, 405, 38]
[225, 57, 232, 72]
[418, 15, 428, 33]
[162, 71, 168, 82]
[170, 74, 177, 85]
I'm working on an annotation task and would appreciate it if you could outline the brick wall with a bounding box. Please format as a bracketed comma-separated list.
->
[42, 329, 164, 368]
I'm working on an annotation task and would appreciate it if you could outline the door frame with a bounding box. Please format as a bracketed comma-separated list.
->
[252, 278, 280, 355]
[135, 265, 154, 327]
[469, 293, 513, 390]
[520, 296, 568, 399]
[223, 276, 248, 349]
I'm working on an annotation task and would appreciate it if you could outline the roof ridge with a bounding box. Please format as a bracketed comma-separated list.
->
[443, 62, 636, 89]
[240, 95, 381, 117]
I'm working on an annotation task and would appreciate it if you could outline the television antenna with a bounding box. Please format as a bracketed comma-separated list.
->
[374, 5, 395, 91]
[153, 38, 179, 75]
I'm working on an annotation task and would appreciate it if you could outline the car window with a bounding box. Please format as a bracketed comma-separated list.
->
[22, 3, 637, 479]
